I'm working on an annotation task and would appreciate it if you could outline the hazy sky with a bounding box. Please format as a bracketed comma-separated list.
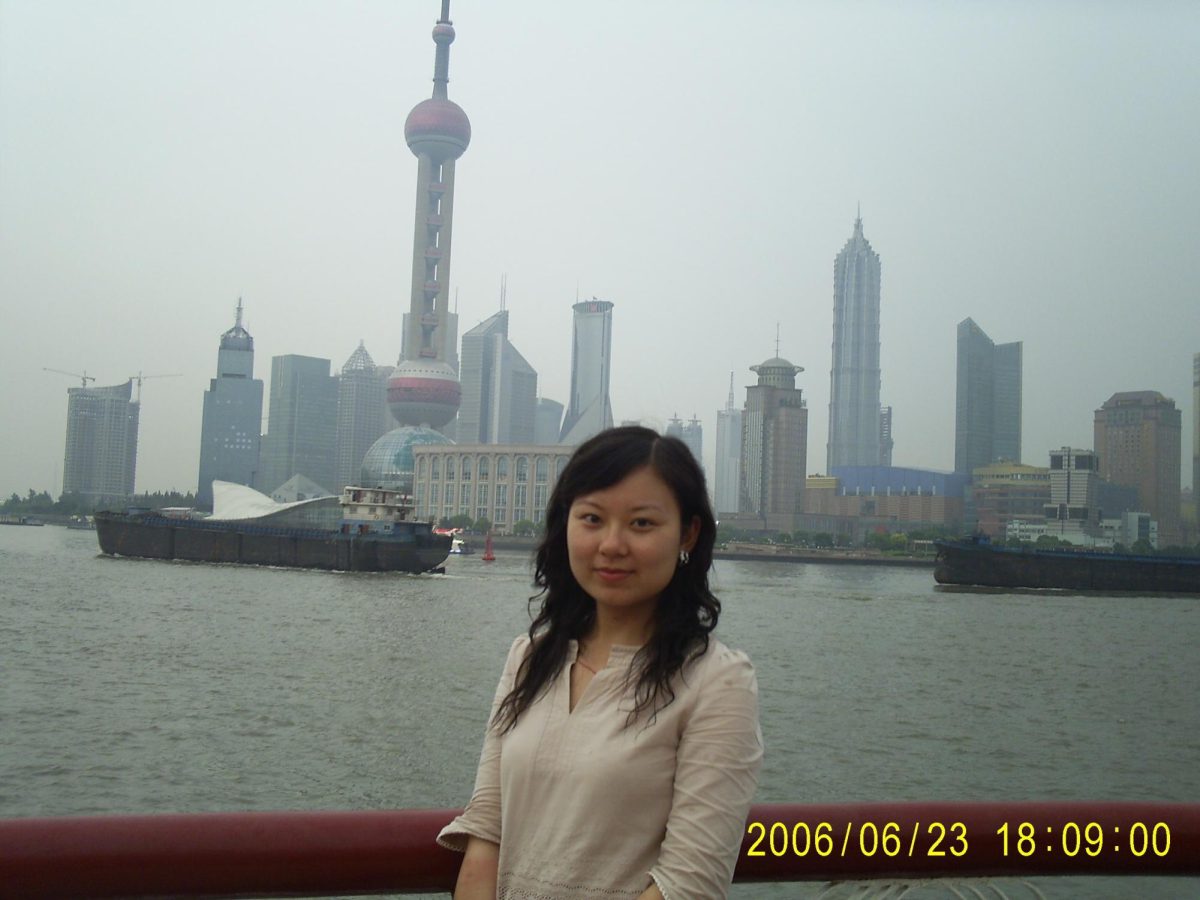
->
[2, 0, 1197, 499]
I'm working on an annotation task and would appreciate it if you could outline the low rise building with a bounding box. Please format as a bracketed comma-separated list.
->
[410, 444, 575, 530]
[801, 467, 968, 537]
[970, 462, 1051, 537]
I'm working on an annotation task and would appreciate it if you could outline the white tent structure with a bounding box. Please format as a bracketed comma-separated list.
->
[209, 481, 337, 524]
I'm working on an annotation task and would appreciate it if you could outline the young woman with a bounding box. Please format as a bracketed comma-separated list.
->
[438, 426, 762, 899]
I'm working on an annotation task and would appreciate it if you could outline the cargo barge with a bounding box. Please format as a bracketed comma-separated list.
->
[95, 483, 450, 574]
[934, 538, 1200, 593]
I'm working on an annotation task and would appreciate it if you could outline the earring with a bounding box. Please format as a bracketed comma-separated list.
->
[678, 550, 690, 566]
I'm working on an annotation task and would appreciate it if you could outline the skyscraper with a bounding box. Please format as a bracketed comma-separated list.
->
[559, 298, 614, 444]
[1094, 391, 1182, 545]
[827, 215, 883, 470]
[196, 300, 264, 509]
[741, 356, 807, 518]
[1044, 447, 1101, 542]
[714, 374, 742, 515]
[534, 398, 564, 445]
[666, 414, 703, 468]
[954, 318, 1022, 474]
[387, 0, 471, 433]
[458, 310, 538, 444]
[1194, 353, 1199, 531]
[62, 380, 139, 505]
[334, 342, 389, 492]
[258, 355, 338, 495]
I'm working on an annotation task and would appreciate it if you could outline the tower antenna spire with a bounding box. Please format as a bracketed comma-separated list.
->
[235, 296, 244, 329]
[775, 323, 781, 357]
[432, 0, 454, 99]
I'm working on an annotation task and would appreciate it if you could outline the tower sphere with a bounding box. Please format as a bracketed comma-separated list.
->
[405, 98, 471, 160]
[387, 358, 461, 430]
[432, 22, 455, 44]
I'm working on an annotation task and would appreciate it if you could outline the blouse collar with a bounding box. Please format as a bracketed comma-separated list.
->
[569, 639, 639, 669]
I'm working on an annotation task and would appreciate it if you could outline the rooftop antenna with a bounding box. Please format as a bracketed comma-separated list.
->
[500, 273, 507, 311]
[727, 371, 735, 408]
[775, 323, 781, 357]
[235, 296, 244, 329]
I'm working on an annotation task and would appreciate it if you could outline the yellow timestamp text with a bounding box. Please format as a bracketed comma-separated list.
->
[747, 820, 969, 859]
[997, 821, 1171, 858]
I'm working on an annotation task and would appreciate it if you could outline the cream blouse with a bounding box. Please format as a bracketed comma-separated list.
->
[437, 634, 763, 899]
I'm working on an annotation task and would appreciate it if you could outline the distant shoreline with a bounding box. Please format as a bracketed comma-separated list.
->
[483, 535, 935, 568]
[713, 549, 934, 568]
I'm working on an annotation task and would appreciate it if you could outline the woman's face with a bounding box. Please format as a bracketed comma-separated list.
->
[566, 466, 699, 623]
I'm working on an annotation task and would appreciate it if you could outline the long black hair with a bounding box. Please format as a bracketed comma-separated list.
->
[493, 426, 720, 732]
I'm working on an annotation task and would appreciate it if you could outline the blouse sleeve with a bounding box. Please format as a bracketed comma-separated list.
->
[648, 645, 763, 899]
[436, 634, 529, 852]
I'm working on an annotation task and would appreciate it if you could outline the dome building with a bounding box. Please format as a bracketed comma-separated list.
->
[360, 425, 453, 494]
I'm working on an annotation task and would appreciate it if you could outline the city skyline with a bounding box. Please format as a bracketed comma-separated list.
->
[2, 1, 1198, 498]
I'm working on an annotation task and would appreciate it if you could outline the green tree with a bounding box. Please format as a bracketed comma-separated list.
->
[473, 517, 492, 534]
[512, 518, 537, 537]
[1035, 534, 1066, 548]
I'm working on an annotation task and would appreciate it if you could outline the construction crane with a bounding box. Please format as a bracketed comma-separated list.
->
[43, 368, 96, 387]
[129, 371, 183, 404]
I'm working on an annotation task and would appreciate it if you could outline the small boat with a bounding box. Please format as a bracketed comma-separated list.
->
[66, 515, 96, 530]
[481, 532, 495, 562]
[0, 515, 44, 526]
[934, 537, 1200, 593]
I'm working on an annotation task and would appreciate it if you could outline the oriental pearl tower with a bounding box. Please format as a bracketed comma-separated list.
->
[386, 0, 471, 431]
[360, 1, 469, 493]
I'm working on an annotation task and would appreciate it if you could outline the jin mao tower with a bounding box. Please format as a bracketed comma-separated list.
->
[827, 214, 884, 470]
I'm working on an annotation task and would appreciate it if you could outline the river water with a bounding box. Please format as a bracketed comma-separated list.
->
[2, 525, 1196, 898]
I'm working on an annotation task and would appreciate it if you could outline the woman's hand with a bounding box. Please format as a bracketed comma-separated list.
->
[452, 836, 499, 899]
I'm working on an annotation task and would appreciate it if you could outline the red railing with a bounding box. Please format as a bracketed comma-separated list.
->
[2, 802, 1197, 897]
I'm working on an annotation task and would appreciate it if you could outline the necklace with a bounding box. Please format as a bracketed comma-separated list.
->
[575, 655, 599, 675]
